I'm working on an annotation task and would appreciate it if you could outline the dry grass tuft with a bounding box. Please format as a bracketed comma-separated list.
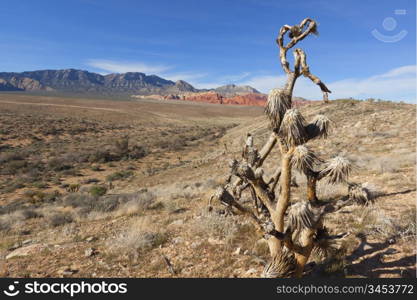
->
[107, 217, 168, 258]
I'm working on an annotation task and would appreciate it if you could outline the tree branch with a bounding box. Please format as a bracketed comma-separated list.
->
[295, 48, 331, 102]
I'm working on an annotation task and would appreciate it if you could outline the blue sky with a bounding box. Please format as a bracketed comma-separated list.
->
[0, 0, 415, 101]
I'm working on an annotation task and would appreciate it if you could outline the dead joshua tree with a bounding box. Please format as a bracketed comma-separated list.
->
[210, 18, 356, 278]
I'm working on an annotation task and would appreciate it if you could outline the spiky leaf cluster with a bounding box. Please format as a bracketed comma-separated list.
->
[291, 145, 321, 174]
[265, 88, 291, 131]
[279, 109, 307, 146]
[311, 227, 342, 260]
[320, 156, 351, 184]
[286, 201, 320, 232]
[305, 114, 331, 140]
[262, 247, 297, 278]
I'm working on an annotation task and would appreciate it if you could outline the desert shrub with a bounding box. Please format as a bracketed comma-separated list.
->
[0, 219, 10, 232]
[114, 136, 129, 157]
[129, 145, 148, 159]
[398, 208, 416, 241]
[63, 193, 97, 213]
[350, 205, 408, 240]
[317, 182, 347, 202]
[1, 181, 25, 193]
[23, 190, 47, 204]
[108, 217, 168, 256]
[43, 190, 61, 203]
[90, 165, 103, 171]
[106, 170, 134, 182]
[1, 160, 28, 175]
[64, 191, 156, 216]
[192, 213, 240, 246]
[155, 138, 186, 151]
[19, 209, 42, 220]
[115, 192, 157, 216]
[89, 185, 107, 197]
[47, 158, 72, 171]
[31, 181, 48, 189]
[94, 196, 120, 213]
[0, 151, 25, 163]
[87, 149, 113, 163]
[0, 199, 28, 216]
[48, 212, 73, 227]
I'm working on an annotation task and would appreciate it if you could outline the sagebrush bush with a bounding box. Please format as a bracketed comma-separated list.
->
[106, 170, 134, 182]
[48, 212, 73, 227]
[108, 217, 167, 257]
[89, 185, 107, 197]
[192, 213, 239, 245]
[63, 191, 156, 216]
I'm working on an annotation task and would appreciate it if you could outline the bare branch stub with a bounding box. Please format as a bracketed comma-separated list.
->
[276, 18, 331, 103]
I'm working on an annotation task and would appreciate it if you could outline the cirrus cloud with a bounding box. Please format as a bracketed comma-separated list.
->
[87, 59, 172, 74]
[239, 65, 416, 102]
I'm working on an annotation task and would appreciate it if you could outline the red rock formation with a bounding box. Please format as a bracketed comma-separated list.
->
[132, 91, 313, 107]
[183, 91, 224, 104]
[223, 93, 266, 106]
[179, 92, 267, 106]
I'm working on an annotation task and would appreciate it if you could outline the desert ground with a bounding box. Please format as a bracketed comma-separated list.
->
[0, 93, 415, 278]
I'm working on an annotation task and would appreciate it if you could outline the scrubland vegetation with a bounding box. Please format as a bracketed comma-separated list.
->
[0, 94, 415, 278]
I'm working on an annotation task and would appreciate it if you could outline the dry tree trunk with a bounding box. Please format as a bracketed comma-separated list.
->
[211, 18, 352, 278]
[306, 171, 318, 203]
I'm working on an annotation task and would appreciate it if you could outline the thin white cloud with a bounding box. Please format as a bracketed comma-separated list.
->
[187, 72, 252, 89]
[87, 59, 172, 74]
[239, 75, 286, 93]
[219, 72, 251, 82]
[239, 65, 416, 102]
[162, 72, 208, 82]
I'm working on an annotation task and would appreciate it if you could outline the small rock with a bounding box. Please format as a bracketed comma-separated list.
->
[208, 238, 225, 245]
[22, 239, 32, 246]
[190, 241, 202, 249]
[6, 244, 47, 260]
[233, 247, 241, 255]
[385, 248, 398, 255]
[169, 219, 184, 226]
[84, 248, 96, 257]
[172, 237, 183, 244]
[363, 244, 373, 251]
[245, 268, 257, 276]
[8, 243, 20, 251]
[85, 236, 97, 242]
[58, 267, 77, 277]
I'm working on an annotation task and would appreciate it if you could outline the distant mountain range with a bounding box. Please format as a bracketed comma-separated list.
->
[0, 69, 313, 107]
[0, 69, 260, 96]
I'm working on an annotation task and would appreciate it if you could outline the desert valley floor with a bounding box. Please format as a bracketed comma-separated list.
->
[0, 93, 415, 277]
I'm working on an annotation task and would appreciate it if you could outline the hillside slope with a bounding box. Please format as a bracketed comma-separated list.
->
[0, 96, 415, 278]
